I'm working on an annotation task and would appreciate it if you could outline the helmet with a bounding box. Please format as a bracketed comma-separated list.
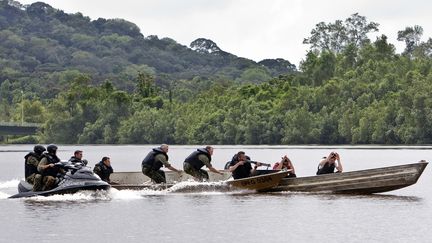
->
[47, 144, 58, 154]
[33, 144, 46, 154]
[33, 145, 46, 154]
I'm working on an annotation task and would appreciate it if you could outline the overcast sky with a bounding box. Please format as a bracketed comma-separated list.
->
[18, 0, 432, 66]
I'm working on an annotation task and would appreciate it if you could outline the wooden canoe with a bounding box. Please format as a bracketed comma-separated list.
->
[267, 161, 428, 194]
[109, 161, 427, 194]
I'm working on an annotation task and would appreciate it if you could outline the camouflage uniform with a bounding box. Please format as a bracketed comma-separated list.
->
[25, 154, 40, 184]
[142, 167, 166, 183]
[183, 154, 211, 181]
[142, 153, 171, 183]
[37, 154, 61, 191]
[24, 153, 44, 191]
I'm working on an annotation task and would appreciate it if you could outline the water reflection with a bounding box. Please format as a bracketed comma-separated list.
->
[269, 191, 423, 202]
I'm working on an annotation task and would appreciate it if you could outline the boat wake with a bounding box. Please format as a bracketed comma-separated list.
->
[20, 190, 112, 202]
[109, 188, 168, 199]
[0, 191, 10, 199]
[0, 179, 20, 189]
[1, 180, 251, 201]
[167, 180, 246, 194]
[0, 179, 20, 199]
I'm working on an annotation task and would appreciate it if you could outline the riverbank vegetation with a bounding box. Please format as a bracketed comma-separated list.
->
[1, 2, 432, 144]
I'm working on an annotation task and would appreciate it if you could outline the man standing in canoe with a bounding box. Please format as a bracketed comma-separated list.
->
[228, 151, 263, 179]
[142, 144, 181, 183]
[183, 146, 223, 181]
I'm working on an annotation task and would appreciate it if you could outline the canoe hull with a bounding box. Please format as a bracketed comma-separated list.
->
[268, 162, 428, 194]
[112, 184, 173, 190]
[109, 162, 427, 194]
[111, 171, 288, 192]
[226, 171, 289, 191]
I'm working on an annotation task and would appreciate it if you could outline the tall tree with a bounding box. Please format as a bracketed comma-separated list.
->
[397, 25, 424, 55]
[303, 13, 379, 54]
[345, 13, 379, 47]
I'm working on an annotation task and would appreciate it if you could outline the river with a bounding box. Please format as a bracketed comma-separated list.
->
[0, 145, 430, 242]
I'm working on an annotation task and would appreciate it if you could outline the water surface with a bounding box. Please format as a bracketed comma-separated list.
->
[0, 145, 430, 242]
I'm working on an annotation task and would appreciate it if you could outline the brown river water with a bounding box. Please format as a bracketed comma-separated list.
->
[0, 145, 431, 242]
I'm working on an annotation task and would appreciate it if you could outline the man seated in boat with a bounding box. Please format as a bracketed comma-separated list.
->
[273, 155, 296, 177]
[94, 157, 114, 183]
[228, 151, 264, 179]
[183, 146, 223, 181]
[68, 150, 88, 166]
[141, 144, 181, 184]
[224, 154, 251, 170]
[37, 144, 64, 191]
[316, 152, 343, 175]
[24, 145, 46, 191]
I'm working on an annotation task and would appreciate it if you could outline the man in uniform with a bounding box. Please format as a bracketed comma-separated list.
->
[37, 144, 63, 191]
[183, 146, 223, 181]
[141, 144, 180, 184]
[24, 145, 46, 191]
[93, 157, 114, 183]
[68, 150, 88, 165]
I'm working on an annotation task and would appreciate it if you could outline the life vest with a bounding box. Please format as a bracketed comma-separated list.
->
[68, 156, 80, 163]
[94, 162, 114, 182]
[316, 162, 336, 175]
[141, 148, 169, 171]
[68, 156, 87, 165]
[41, 153, 61, 177]
[184, 148, 211, 170]
[24, 152, 43, 178]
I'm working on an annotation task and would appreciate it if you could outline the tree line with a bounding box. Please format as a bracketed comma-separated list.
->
[0, 0, 295, 102]
[1, 9, 432, 144]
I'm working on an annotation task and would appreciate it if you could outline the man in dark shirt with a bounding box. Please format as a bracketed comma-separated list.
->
[228, 151, 263, 179]
[93, 157, 114, 183]
[68, 150, 88, 166]
[316, 152, 343, 175]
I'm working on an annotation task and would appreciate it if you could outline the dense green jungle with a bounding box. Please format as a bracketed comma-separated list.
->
[1, 1, 432, 144]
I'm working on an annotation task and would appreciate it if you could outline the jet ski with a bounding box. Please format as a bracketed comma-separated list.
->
[9, 161, 110, 198]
